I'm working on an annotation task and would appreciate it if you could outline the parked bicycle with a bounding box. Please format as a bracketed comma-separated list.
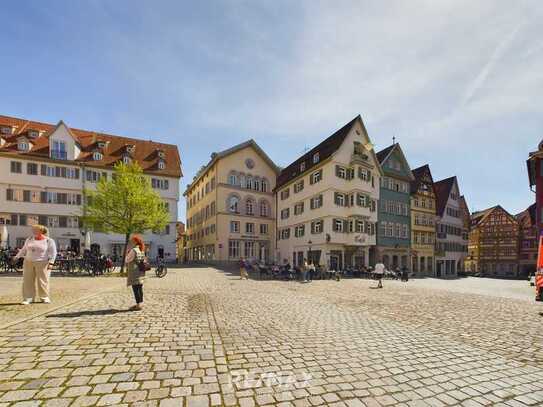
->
[155, 257, 168, 278]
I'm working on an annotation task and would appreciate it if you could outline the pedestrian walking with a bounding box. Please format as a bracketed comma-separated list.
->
[302, 258, 309, 282]
[374, 261, 385, 288]
[239, 258, 249, 280]
[401, 266, 409, 282]
[308, 261, 315, 282]
[125, 235, 147, 311]
[13, 224, 57, 305]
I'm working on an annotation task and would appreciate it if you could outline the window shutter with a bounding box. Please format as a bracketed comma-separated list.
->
[165, 180, 169, 189]
[40, 191, 47, 203]
[11, 214, 18, 226]
[75, 168, 80, 179]
[40, 164, 46, 175]
[6, 189, 13, 201]
[335, 165, 340, 176]
[23, 190, 30, 202]
[310, 173, 314, 185]
[343, 220, 349, 233]
[367, 170, 371, 181]
[39, 215, 47, 225]
[77, 194, 82, 205]
[54, 167, 60, 177]
[59, 216, 67, 228]
[19, 215, 27, 226]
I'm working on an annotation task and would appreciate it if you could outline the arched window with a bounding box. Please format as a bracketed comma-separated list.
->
[246, 176, 253, 190]
[254, 177, 261, 191]
[228, 195, 240, 213]
[261, 179, 268, 192]
[246, 198, 255, 216]
[228, 172, 237, 186]
[239, 174, 246, 188]
[259, 200, 269, 217]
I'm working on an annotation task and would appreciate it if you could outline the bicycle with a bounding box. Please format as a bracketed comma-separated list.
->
[155, 257, 168, 278]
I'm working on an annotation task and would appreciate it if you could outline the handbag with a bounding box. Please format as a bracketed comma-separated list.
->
[137, 257, 151, 273]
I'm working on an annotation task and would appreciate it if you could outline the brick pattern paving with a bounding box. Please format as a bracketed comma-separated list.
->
[0, 268, 542, 406]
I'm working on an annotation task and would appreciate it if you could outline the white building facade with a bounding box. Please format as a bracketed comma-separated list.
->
[275, 116, 382, 270]
[0, 115, 181, 261]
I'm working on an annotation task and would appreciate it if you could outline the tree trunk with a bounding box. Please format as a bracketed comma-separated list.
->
[120, 233, 130, 275]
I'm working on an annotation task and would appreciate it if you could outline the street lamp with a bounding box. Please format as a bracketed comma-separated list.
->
[308, 240, 312, 264]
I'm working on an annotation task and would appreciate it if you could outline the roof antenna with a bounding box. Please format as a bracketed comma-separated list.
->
[301, 145, 310, 154]
[392, 135, 396, 145]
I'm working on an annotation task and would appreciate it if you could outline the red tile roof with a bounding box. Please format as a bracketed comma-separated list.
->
[0, 114, 181, 178]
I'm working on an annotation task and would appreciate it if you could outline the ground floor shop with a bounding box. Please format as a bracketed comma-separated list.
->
[377, 246, 410, 270]
[435, 253, 466, 278]
[277, 243, 375, 270]
[411, 248, 434, 277]
[187, 238, 272, 264]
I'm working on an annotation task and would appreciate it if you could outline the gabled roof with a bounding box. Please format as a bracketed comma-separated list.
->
[375, 143, 415, 181]
[471, 205, 517, 227]
[515, 203, 537, 226]
[0, 114, 182, 178]
[410, 164, 433, 194]
[433, 176, 457, 217]
[185, 139, 279, 194]
[276, 115, 370, 189]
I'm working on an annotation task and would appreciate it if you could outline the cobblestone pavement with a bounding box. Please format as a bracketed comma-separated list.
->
[0, 268, 542, 406]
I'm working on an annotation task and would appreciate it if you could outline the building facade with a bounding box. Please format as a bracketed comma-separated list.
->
[409, 165, 436, 276]
[0, 115, 181, 260]
[275, 116, 381, 270]
[465, 206, 519, 277]
[527, 140, 543, 237]
[375, 144, 414, 270]
[516, 204, 537, 276]
[184, 140, 278, 264]
[434, 176, 468, 277]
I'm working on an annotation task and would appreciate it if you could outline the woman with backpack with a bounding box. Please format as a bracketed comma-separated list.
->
[125, 235, 148, 311]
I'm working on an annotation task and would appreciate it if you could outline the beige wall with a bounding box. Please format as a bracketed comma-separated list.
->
[185, 144, 277, 262]
[276, 120, 380, 268]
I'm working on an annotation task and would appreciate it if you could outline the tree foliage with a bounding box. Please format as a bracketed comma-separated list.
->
[82, 162, 170, 272]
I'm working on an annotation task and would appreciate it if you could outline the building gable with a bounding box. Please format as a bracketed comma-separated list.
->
[377, 143, 414, 182]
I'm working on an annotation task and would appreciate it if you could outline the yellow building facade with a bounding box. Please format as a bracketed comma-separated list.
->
[184, 140, 279, 264]
[410, 165, 437, 276]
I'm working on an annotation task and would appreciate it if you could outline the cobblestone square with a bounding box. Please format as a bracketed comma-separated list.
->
[0, 268, 542, 406]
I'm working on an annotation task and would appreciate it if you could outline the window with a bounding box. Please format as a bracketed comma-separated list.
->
[246, 223, 255, 234]
[402, 224, 408, 239]
[1, 126, 11, 135]
[259, 200, 269, 217]
[356, 220, 364, 233]
[245, 199, 254, 216]
[151, 178, 169, 190]
[281, 208, 290, 219]
[280, 228, 290, 239]
[228, 196, 240, 213]
[336, 166, 346, 179]
[244, 241, 255, 258]
[295, 225, 305, 237]
[10, 161, 22, 173]
[280, 189, 290, 200]
[27, 163, 38, 175]
[228, 172, 238, 186]
[246, 176, 253, 190]
[229, 240, 240, 259]
[313, 153, 320, 163]
[51, 140, 67, 160]
[310, 195, 323, 209]
[334, 192, 346, 207]
[294, 202, 304, 215]
[386, 222, 393, 237]
[18, 141, 29, 151]
[260, 224, 269, 234]
[333, 219, 344, 232]
[294, 180, 304, 193]
[358, 167, 370, 181]
[47, 216, 59, 228]
[300, 162, 306, 172]
[310, 170, 322, 184]
[158, 160, 165, 170]
[311, 220, 323, 234]
[261, 179, 268, 192]
[93, 152, 103, 161]
[357, 194, 367, 207]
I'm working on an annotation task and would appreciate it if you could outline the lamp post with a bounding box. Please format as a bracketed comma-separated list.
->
[308, 240, 312, 264]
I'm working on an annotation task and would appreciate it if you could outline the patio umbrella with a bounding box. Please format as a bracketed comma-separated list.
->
[0, 225, 7, 249]
[84, 231, 91, 250]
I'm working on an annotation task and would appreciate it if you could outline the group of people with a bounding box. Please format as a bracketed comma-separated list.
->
[9, 225, 148, 311]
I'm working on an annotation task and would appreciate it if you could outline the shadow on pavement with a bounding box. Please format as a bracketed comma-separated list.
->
[0, 302, 24, 306]
[46, 309, 131, 318]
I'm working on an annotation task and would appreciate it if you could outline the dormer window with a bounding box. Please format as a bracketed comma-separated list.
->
[300, 162, 306, 172]
[51, 140, 67, 160]
[93, 151, 103, 161]
[18, 141, 30, 151]
[28, 130, 39, 138]
[158, 160, 165, 170]
[313, 153, 320, 163]
[0, 126, 12, 135]
[97, 141, 106, 149]
[157, 150, 165, 159]
[123, 156, 131, 164]
[126, 145, 135, 154]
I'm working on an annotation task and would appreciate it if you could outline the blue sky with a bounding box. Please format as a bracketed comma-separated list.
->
[2, 0, 542, 220]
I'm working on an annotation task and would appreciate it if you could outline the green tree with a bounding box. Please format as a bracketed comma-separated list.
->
[82, 162, 170, 273]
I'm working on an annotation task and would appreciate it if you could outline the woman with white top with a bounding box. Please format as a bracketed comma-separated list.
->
[13, 224, 57, 305]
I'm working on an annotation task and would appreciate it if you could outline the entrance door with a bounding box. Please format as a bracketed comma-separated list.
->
[70, 239, 80, 254]
[436, 261, 442, 277]
[330, 255, 339, 271]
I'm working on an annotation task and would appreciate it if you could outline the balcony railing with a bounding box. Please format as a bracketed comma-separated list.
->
[51, 150, 67, 160]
